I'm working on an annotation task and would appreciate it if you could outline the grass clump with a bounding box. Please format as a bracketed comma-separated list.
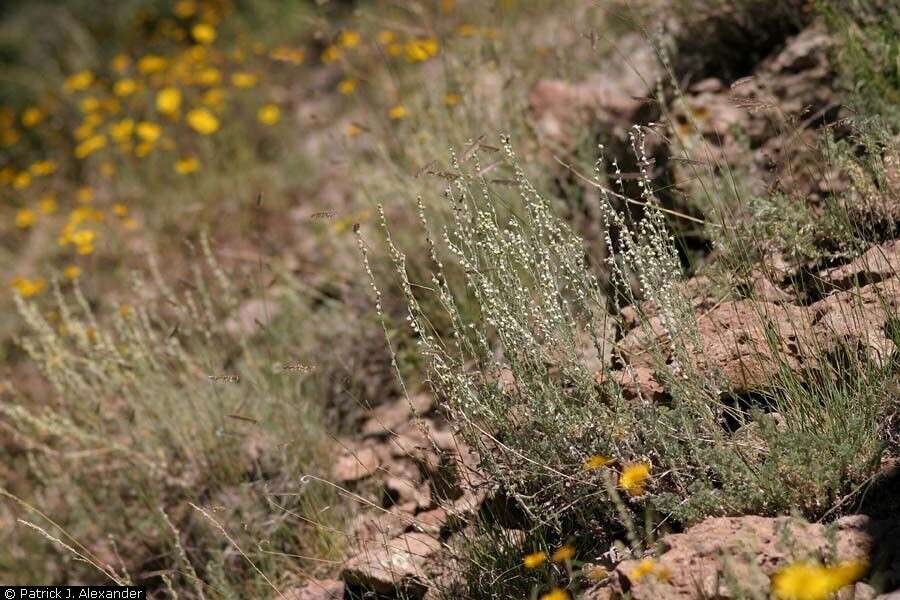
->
[1, 246, 345, 592]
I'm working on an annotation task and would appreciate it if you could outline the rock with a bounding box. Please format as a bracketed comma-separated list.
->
[333, 447, 380, 482]
[749, 271, 792, 303]
[852, 582, 878, 600]
[350, 508, 412, 545]
[529, 34, 660, 149]
[412, 507, 448, 535]
[385, 476, 431, 509]
[618, 299, 816, 395]
[582, 585, 613, 600]
[811, 278, 900, 367]
[611, 515, 882, 600]
[342, 532, 442, 597]
[280, 579, 344, 600]
[820, 240, 900, 290]
[362, 393, 434, 436]
[695, 300, 813, 391]
[601, 365, 666, 402]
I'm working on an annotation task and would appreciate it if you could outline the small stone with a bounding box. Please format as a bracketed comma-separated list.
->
[342, 532, 442, 597]
[333, 447, 380, 482]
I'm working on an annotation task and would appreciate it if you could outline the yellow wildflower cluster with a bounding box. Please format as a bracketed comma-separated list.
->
[1, 0, 299, 297]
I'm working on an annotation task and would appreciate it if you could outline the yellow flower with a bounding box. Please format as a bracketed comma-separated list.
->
[404, 41, 429, 63]
[457, 23, 478, 37]
[339, 30, 361, 48]
[231, 71, 259, 88]
[629, 558, 663, 582]
[257, 104, 281, 126]
[71, 229, 97, 251]
[338, 78, 357, 95]
[75, 134, 107, 159]
[109, 118, 135, 143]
[11, 277, 46, 298]
[73, 124, 94, 141]
[112, 203, 128, 216]
[387, 43, 403, 57]
[156, 88, 182, 114]
[136, 121, 162, 143]
[21, 106, 45, 127]
[539, 589, 569, 600]
[111, 54, 131, 73]
[441, 0, 455, 12]
[346, 123, 362, 137]
[552, 545, 575, 563]
[321, 45, 342, 63]
[174, 156, 200, 174]
[38, 195, 58, 215]
[196, 68, 222, 86]
[583, 455, 613, 470]
[30, 160, 57, 176]
[377, 30, 395, 45]
[118, 304, 134, 318]
[619, 463, 651, 497]
[404, 38, 439, 63]
[772, 561, 867, 600]
[80, 96, 101, 113]
[15, 208, 37, 229]
[76, 187, 94, 203]
[64, 265, 82, 280]
[122, 217, 138, 230]
[388, 105, 408, 120]
[138, 55, 168, 75]
[192, 22, 216, 45]
[134, 141, 155, 157]
[523, 551, 548, 569]
[13, 171, 31, 189]
[114, 78, 138, 97]
[445, 93, 461, 106]
[186, 108, 219, 134]
[587, 566, 609, 582]
[64, 70, 94, 92]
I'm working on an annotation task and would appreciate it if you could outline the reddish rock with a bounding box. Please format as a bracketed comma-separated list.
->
[821, 240, 900, 289]
[618, 299, 816, 395]
[529, 35, 660, 149]
[811, 279, 900, 366]
[362, 393, 434, 436]
[386, 476, 431, 509]
[412, 507, 448, 535]
[602, 365, 666, 401]
[333, 447, 380, 482]
[342, 532, 442, 596]
[350, 508, 412, 545]
[611, 515, 878, 600]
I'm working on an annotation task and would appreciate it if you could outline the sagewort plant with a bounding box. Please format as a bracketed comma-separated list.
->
[372, 129, 894, 555]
